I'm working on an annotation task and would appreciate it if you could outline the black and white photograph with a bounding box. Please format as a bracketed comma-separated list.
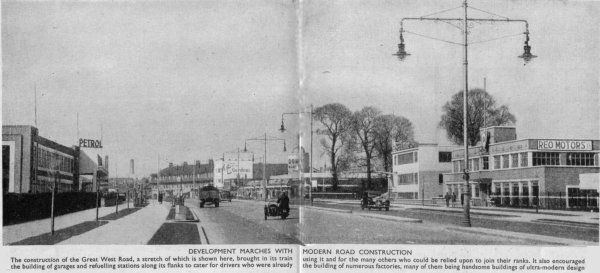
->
[2, 0, 599, 271]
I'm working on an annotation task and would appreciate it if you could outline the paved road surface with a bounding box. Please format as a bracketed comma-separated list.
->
[186, 199, 301, 244]
[314, 202, 599, 242]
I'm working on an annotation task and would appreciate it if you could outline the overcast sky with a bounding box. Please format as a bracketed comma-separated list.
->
[3, 0, 598, 177]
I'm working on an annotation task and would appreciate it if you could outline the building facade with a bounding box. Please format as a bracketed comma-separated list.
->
[3, 125, 80, 193]
[152, 160, 214, 198]
[213, 152, 254, 189]
[391, 141, 458, 200]
[444, 126, 599, 209]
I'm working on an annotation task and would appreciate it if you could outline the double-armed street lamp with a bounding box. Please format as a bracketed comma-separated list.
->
[244, 134, 287, 201]
[394, 0, 536, 227]
[280, 105, 314, 203]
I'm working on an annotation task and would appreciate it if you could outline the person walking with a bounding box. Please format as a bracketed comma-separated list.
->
[361, 192, 369, 210]
[460, 193, 464, 207]
[277, 192, 290, 214]
[452, 192, 457, 208]
[158, 192, 163, 204]
[445, 192, 451, 207]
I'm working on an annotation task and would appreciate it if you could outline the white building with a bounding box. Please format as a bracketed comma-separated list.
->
[213, 151, 253, 189]
[391, 142, 458, 199]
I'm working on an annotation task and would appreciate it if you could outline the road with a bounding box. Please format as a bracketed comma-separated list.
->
[186, 199, 302, 244]
[312, 201, 599, 243]
[184, 199, 591, 245]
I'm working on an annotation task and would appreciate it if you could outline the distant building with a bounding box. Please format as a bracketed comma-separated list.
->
[391, 141, 459, 200]
[213, 152, 254, 189]
[152, 160, 214, 198]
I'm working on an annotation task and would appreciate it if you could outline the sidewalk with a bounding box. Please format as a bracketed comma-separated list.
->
[58, 200, 170, 245]
[316, 199, 599, 225]
[3, 203, 120, 245]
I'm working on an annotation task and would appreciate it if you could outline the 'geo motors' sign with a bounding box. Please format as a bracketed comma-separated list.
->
[537, 140, 592, 151]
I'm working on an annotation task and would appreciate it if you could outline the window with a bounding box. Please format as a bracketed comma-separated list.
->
[482, 156, 489, 170]
[521, 183, 529, 197]
[396, 152, 415, 165]
[566, 153, 595, 166]
[439, 152, 452, 162]
[398, 173, 418, 185]
[511, 153, 519, 168]
[414, 152, 418, 163]
[520, 152, 528, 167]
[472, 158, 479, 171]
[493, 156, 501, 169]
[439, 174, 444, 184]
[502, 155, 509, 169]
[453, 161, 460, 173]
[532, 152, 560, 166]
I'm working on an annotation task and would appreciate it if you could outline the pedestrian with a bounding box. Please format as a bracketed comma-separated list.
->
[361, 192, 369, 210]
[460, 193, 464, 207]
[158, 192, 163, 204]
[277, 192, 290, 214]
[445, 192, 451, 207]
[452, 192, 457, 208]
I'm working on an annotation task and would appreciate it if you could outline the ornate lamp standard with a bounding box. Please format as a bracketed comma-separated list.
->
[244, 134, 287, 201]
[395, 0, 536, 227]
[280, 105, 314, 203]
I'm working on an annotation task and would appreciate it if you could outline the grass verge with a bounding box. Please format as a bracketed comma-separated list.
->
[10, 221, 108, 245]
[147, 223, 201, 245]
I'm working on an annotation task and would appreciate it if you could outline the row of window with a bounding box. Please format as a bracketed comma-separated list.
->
[396, 173, 418, 185]
[35, 147, 74, 173]
[453, 152, 596, 173]
[393, 151, 453, 166]
[393, 151, 418, 165]
[30, 180, 72, 193]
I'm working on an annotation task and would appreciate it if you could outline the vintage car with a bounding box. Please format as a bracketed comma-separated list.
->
[264, 199, 289, 220]
[361, 192, 390, 211]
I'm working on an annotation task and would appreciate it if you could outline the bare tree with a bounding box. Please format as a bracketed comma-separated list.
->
[440, 89, 516, 146]
[350, 106, 381, 190]
[374, 114, 414, 173]
[313, 103, 353, 189]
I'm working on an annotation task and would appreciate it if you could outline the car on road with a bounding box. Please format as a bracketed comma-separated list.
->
[199, 185, 220, 208]
[220, 190, 233, 202]
[361, 191, 390, 211]
[264, 199, 289, 220]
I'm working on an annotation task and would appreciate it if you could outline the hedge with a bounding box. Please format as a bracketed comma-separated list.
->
[3, 192, 100, 226]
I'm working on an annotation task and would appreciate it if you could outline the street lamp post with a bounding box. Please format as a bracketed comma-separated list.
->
[394, 0, 535, 227]
[280, 105, 314, 204]
[244, 134, 287, 201]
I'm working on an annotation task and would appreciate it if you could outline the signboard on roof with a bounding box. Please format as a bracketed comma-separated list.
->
[79, 138, 103, 148]
[537, 140, 592, 151]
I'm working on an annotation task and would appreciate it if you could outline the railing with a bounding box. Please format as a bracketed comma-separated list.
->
[311, 192, 356, 200]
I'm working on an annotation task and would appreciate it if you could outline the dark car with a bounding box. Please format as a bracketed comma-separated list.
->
[360, 191, 390, 211]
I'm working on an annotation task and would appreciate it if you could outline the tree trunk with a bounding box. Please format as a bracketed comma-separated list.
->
[330, 146, 338, 191]
[366, 152, 372, 190]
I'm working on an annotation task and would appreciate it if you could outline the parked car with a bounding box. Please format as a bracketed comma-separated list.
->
[360, 191, 390, 211]
[220, 190, 233, 202]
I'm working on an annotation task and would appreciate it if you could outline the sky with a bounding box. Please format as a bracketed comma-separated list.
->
[3, 0, 599, 177]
